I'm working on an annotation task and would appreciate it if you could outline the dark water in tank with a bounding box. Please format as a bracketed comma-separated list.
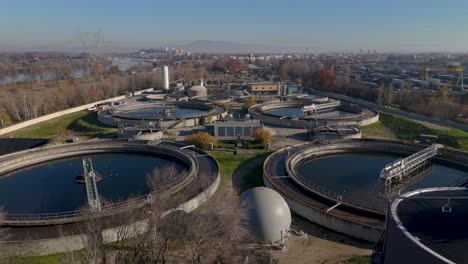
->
[266, 108, 354, 118]
[296, 153, 466, 210]
[117, 107, 206, 119]
[0, 153, 187, 214]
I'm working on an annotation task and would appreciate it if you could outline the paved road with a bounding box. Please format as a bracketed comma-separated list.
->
[311, 89, 468, 132]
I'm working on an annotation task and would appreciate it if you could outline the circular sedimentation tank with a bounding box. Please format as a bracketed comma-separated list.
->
[0, 139, 221, 256]
[380, 187, 468, 264]
[0, 139, 220, 226]
[98, 101, 227, 127]
[0, 153, 186, 215]
[263, 139, 468, 242]
[248, 99, 379, 129]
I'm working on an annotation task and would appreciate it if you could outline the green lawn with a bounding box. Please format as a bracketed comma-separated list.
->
[361, 119, 383, 131]
[362, 112, 468, 152]
[342, 256, 371, 264]
[15, 252, 73, 264]
[207, 150, 260, 184]
[5, 111, 116, 142]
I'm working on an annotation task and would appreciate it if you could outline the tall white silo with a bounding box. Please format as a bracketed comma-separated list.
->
[162, 66, 169, 90]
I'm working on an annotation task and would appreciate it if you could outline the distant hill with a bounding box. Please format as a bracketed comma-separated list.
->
[181, 40, 281, 54]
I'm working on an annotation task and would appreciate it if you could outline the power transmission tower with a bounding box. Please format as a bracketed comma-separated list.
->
[80, 31, 106, 98]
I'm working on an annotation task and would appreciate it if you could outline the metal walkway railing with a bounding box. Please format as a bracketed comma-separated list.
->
[301, 100, 341, 114]
[380, 144, 443, 186]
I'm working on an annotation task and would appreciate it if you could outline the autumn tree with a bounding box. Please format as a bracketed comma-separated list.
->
[0, 108, 12, 128]
[253, 128, 272, 146]
[212, 58, 248, 73]
[279, 63, 290, 80]
[109, 65, 120, 75]
[186, 132, 217, 149]
[312, 68, 336, 90]
[243, 97, 257, 110]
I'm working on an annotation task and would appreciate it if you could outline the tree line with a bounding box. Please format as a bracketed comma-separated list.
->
[275, 60, 468, 122]
[0, 69, 163, 128]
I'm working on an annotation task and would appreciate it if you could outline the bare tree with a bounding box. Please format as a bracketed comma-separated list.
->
[29, 91, 44, 119]
[181, 196, 248, 264]
[6, 96, 22, 122]
[56, 163, 249, 264]
[146, 164, 181, 192]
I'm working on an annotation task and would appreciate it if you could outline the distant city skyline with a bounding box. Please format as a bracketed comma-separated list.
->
[1, 0, 468, 53]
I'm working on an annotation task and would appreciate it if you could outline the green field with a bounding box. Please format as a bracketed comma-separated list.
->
[15, 252, 73, 264]
[5, 111, 116, 142]
[362, 112, 468, 152]
[208, 150, 261, 184]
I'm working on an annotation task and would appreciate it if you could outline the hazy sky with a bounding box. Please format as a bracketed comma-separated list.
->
[1, 0, 468, 52]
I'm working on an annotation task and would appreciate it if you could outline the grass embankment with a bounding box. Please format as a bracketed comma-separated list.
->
[15, 252, 72, 264]
[342, 256, 371, 264]
[208, 150, 262, 185]
[362, 112, 468, 152]
[5, 111, 116, 142]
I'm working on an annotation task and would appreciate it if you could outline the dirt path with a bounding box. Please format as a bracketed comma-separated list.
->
[272, 216, 373, 264]
[362, 125, 398, 140]
[413, 119, 451, 131]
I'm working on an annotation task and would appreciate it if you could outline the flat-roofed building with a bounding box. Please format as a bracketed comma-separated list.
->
[213, 119, 263, 138]
[249, 83, 279, 95]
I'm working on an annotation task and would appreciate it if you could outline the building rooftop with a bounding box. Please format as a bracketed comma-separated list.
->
[214, 119, 263, 127]
[393, 188, 468, 264]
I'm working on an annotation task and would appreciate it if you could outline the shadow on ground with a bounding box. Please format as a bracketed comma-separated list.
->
[291, 212, 376, 250]
[67, 112, 116, 138]
[232, 152, 271, 195]
[177, 128, 207, 137]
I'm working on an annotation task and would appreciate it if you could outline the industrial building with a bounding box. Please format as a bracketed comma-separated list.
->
[248, 83, 279, 96]
[282, 83, 301, 95]
[374, 187, 468, 264]
[212, 119, 263, 138]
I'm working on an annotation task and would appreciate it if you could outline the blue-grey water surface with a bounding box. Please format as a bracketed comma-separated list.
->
[296, 153, 466, 210]
[0, 153, 186, 214]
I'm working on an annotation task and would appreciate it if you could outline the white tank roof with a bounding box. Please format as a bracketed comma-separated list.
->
[239, 187, 291, 242]
[189, 85, 206, 92]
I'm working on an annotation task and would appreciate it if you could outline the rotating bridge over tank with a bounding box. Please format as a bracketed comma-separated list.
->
[380, 144, 444, 186]
[248, 100, 379, 129]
